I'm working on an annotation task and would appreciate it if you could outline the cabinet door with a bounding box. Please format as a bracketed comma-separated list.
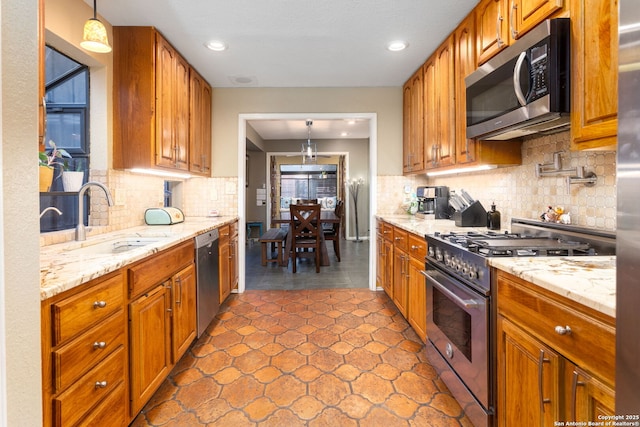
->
[392, 248, 408, 317]
[407, 256, 427, 342]
[230, 235, 239, 292]
[189, 71, 212, 176]
[570, 0, 618, 150]
[476, 0, 509, 64]
[498, 316, 561, 427]
[569, 366, 615, 422]
[423, 58, 437, 168]
[171, 263, 197, 363]
[402, 82, 413, 174]
[409, 70, 424, 172]
[455, 13, 478, 164]
[434, 36, 456, 168]
[402, 69, 425, 174]
[155, 36, 177, 169]
[174, 55, 190, 171]
[129, 284, 171, 416]
[383, 239, 394, 298]
[510, 0, 563, 40]
[219, 238, 231, 303]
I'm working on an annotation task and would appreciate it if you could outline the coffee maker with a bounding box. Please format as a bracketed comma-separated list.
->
[416, 186, 452, 219]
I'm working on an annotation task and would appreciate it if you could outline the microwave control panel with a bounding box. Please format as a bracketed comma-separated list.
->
[529, 42, 549, 100]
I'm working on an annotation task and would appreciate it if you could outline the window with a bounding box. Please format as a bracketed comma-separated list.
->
[280, 164, 338, 200]
[40, 47, 90, 232]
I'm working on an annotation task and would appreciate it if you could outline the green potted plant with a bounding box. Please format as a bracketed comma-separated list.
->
[38, 140, 71, 192]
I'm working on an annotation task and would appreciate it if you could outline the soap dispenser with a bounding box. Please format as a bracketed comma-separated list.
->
[487, 202, 501, 230]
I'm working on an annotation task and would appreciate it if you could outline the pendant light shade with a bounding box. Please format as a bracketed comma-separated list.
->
[301, 120, 317, 164]
[80, 0, 112, 53]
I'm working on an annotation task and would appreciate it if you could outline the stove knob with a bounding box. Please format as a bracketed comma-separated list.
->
[461, 262, 469, 275]
[428, 247, 435, 258]
[468, 266, 478, 280]
[444, 252, 451, 266]
[445, 343, 454, 359]
[435, 248, 443, 262]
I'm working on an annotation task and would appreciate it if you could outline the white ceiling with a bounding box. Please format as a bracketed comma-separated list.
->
[92, 0, 478, 140]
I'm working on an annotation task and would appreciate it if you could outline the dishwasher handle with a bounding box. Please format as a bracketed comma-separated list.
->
[195, 229, 220, 248]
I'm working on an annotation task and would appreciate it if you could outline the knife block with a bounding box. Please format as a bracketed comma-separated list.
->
[452, 200, 487, 227]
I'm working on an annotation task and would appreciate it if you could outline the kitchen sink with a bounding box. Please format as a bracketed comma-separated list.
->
[62, 237, 161, 255]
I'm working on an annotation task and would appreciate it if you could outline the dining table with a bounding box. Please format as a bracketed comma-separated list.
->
[271, 210, 341, 267]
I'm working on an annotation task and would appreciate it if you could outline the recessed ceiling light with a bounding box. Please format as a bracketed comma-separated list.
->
[341, 132, 349, 137]
[205, 40, 227, 51]
[387, 41, 408, 52]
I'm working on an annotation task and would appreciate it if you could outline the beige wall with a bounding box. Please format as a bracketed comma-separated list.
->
[1, 0, 44, 424]
[212, 87, 403, 176]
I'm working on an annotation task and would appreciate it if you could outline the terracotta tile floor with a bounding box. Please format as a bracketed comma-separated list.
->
[131, 289, 473, 426]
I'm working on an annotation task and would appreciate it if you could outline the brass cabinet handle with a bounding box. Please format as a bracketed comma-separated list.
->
[95, 381, 108, 389]
[496, 9, 504, 47]
[510, 0, 518, 39]
[93, 301, 107, 309]
[571, 370, 586, 420]
[538, 350, 551, 413]
[93, 341, 106, 350]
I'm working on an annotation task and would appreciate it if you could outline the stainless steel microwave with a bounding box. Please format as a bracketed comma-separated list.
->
[465, 18, 570, 140]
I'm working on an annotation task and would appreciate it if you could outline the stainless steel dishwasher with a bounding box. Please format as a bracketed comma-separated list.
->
[195, 229, 220, 337]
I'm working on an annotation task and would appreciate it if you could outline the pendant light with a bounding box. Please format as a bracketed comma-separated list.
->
[301, 120, 317, 164]
[80, 0, 112, 53]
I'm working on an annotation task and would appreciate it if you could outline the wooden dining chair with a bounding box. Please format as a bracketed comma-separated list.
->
[324, 200, 344, 262]
[289, 203, 321, 273]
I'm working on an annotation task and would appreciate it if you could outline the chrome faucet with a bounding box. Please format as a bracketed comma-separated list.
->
[76, 181, 114, 241]
[39, 207, 62, 218]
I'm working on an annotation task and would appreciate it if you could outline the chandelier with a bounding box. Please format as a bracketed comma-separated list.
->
[301, 120, 317, 164]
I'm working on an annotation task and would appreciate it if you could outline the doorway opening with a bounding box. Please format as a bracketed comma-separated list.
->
[237, 113, 378, 293]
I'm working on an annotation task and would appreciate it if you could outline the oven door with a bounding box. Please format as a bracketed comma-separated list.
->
[424, 264, 490, 408]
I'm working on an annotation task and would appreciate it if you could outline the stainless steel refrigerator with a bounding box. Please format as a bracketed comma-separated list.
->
[617, 0, 640, 413]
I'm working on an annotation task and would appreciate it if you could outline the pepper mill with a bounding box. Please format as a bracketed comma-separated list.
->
[487, 202, 501, 230]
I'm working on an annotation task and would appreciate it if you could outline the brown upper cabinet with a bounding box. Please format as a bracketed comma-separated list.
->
[402, 68, 425, 174]
[569, 0, 618, 150]
[189, 69, 213, 175]
[113, 27, 213, 176]
[509, 0, 564, 41]
[425, 36, 456, 170]
[476, 0, 510, 64]
[476, 0, 564, 65]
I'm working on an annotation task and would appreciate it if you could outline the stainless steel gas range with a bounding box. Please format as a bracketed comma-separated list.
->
[422, 218, 615, 427]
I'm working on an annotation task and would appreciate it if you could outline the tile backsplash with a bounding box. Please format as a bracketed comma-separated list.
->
[376, 131, 617, 231]
[40, 130, 616, 246]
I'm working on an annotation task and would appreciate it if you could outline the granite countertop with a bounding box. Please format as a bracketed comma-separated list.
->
[377, 214, 616, 318]
[40, 216, 237, 301]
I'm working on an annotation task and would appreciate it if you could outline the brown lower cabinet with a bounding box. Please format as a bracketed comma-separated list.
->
[378, 220, 427, 342]
[219, 221, 239, 304]
[41, 271, 128, 427]
[42, 239, 198, 426]
[497, 270, 615, 425]
[127, 241, 196, 417]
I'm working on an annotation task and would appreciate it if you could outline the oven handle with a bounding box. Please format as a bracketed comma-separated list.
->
[421, 270, 480, 309]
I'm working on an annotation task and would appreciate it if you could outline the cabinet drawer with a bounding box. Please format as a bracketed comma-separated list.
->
[408, 233, 427, 261]
[393, 227, 408, 252]
[219, 224, 231, 244]
[51, 274, 124, 346]
[128, 240, 193, 298]
[78, 381, 127, 427]
[53, 345, 125, 427]
[381, 222, 394, 241]
[53, 309, 126, 393]
[497, 271, 615, 385]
